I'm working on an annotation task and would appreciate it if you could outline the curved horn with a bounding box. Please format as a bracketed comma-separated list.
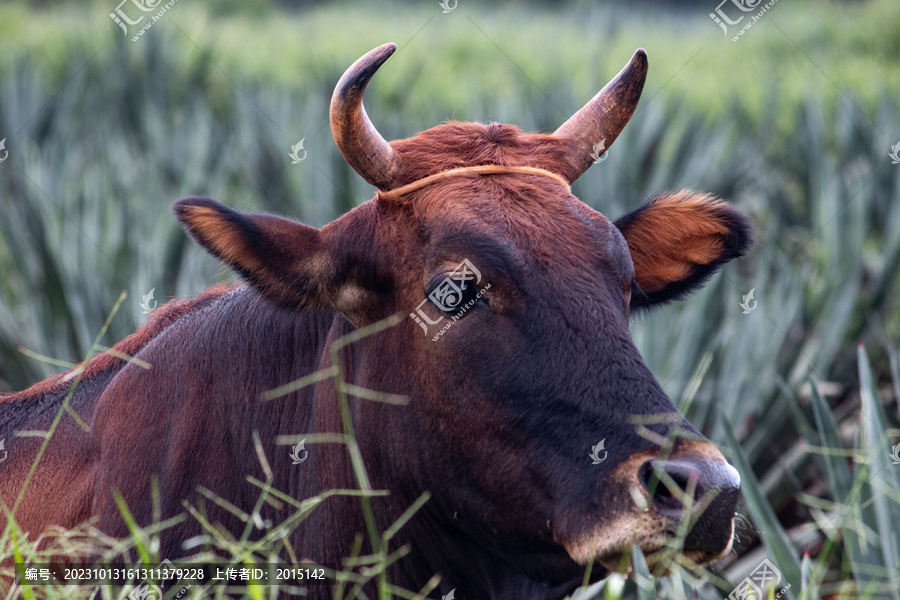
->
[554, 49, 648, 183]
[330, 43, 400, 190]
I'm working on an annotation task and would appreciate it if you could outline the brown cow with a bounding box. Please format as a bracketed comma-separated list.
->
[1, 44, 751, 599]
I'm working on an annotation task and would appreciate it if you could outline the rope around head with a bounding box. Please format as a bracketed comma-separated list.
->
[376, 164, 571, 200]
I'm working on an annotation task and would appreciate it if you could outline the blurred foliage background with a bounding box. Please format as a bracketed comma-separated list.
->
[0, 0, 899, 598]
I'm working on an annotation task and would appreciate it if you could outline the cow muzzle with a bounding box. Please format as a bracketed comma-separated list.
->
[561, 439, 740, 574]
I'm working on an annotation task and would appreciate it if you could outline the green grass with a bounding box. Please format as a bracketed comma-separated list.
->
[1, 1, 899, 598]
[0, 0, 899, 126]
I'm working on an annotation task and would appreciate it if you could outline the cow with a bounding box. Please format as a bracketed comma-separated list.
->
[0, 43, 751, 599]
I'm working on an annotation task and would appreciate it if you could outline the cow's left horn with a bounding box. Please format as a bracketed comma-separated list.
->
[554, 49, 648, 183]
[330, 43, 400, 190]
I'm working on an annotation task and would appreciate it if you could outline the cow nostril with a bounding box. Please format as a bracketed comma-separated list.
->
[660, 471, 693, 500]
[640, 459, 698, 506]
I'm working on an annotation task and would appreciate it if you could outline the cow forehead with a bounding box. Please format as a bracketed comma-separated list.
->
[382, 177, 635, 299]
[407, 178, 612, 252]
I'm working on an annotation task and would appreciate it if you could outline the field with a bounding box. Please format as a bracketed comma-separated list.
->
[1, 0, 899, 598]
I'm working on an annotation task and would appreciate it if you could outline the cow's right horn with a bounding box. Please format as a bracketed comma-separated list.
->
[554, 49, 648, 183]
[330, 43, 400, 191]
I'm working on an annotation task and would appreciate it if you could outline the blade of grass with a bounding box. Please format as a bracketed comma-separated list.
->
[808, 377, 852, 500]
[10, 526, 36, 600]
[856, 343, 900, 600]
[631, 544, 653, 600]
[381, 493, 430, 545]
[112, 490, 151, 565]
[722, 411, 801, 598]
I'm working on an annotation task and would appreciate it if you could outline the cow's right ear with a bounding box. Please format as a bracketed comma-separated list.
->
[174, 198, 378, 321]
[613, 190, 752, 309]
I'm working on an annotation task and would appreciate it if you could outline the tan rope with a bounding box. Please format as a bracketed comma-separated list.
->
[376, 164, 571, 200]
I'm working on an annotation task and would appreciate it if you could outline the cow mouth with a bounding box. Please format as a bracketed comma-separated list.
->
[559, 442, 741, 576]
[588, 516, 736, 576]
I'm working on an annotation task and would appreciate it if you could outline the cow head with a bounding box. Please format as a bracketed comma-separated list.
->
[175, 44, 750, 580]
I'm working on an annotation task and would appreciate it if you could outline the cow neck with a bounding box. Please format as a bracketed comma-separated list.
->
[376, 164, 571, 200]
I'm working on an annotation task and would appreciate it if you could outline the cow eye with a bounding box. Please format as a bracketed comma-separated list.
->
[426, 273, 484, 315]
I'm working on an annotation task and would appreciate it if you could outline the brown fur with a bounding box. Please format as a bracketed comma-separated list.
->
[0, 284, 234, 537]
[0, 284, 234, 413]
[391, 121, 576, 185]
[617, 191, 730, 292]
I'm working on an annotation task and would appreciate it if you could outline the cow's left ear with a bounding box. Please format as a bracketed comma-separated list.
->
[613, 190, 752, 309]
[174, 197, 382, 323]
